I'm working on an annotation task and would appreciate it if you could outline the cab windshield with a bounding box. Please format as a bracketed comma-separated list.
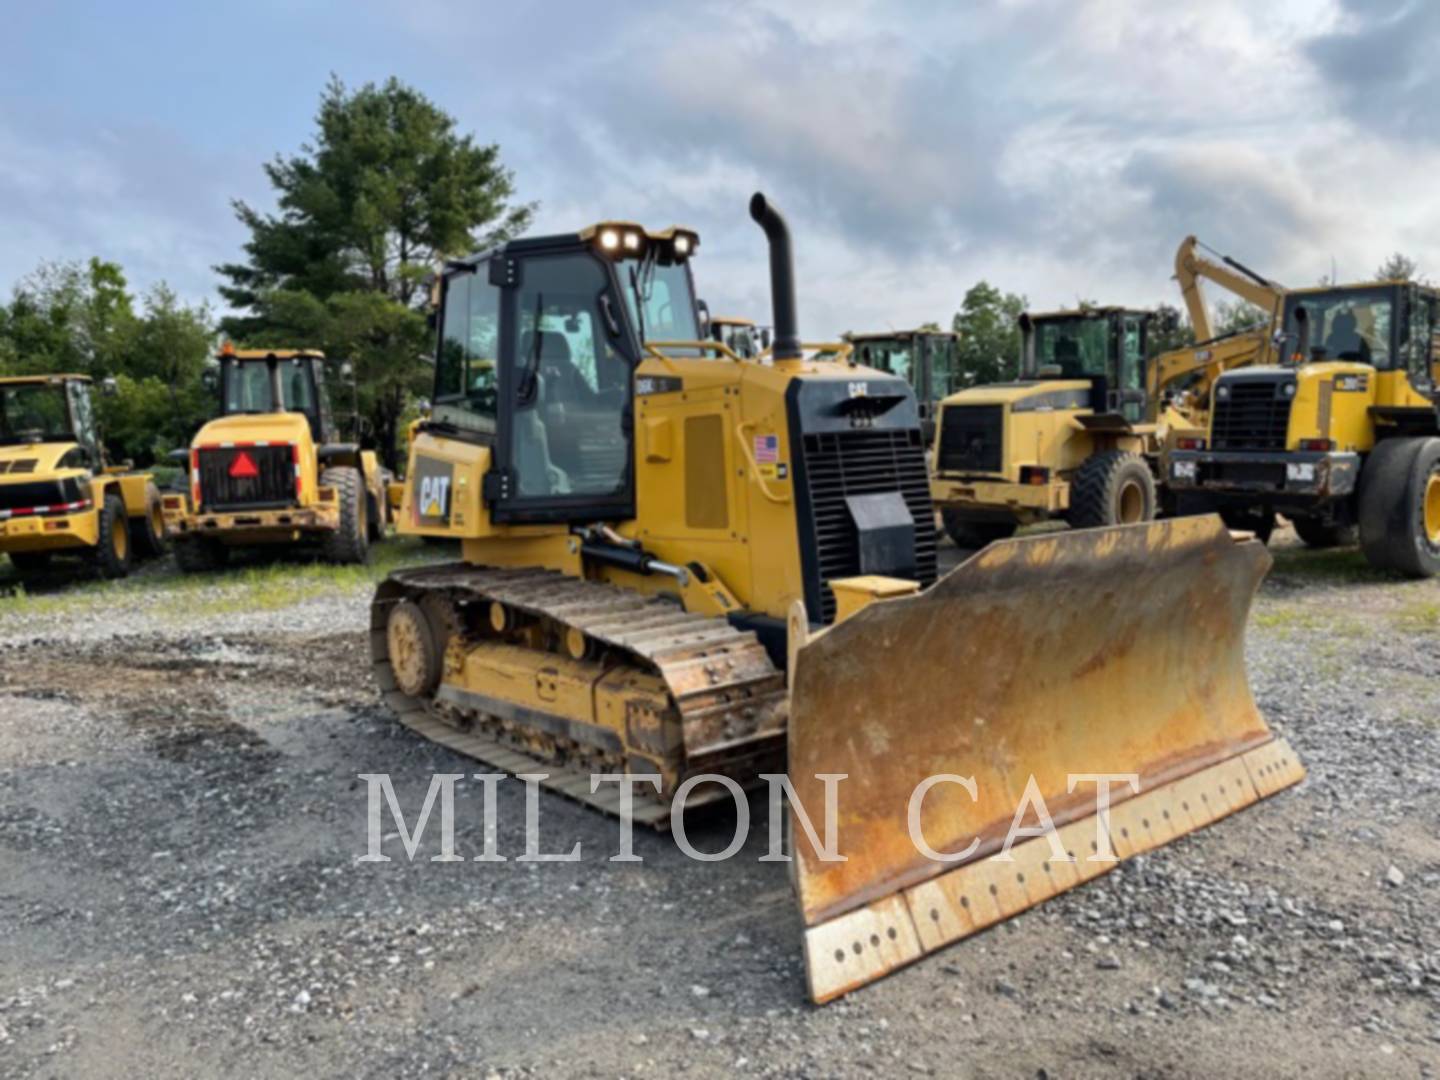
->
[1286, 289, 1394, 368]
[854, 340, 913, 382]
[222, 359, 316, 415]
[1030, 317, 1110, 378]
[0, 383, 73, 444]
[624, 258, 701, 355]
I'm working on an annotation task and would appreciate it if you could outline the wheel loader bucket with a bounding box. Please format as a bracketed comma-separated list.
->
[786, 515, 1304, 1003]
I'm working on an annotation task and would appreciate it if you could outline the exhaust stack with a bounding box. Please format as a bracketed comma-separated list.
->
[749, 193, 802, 361]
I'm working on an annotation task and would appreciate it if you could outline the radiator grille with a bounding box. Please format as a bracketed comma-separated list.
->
[937, 404, 1004, 473]
[795, 428, 937, 624]
[197, 446, 295, 510]
[0, 478, 85, 513]
[1212, 381, 1292, 451]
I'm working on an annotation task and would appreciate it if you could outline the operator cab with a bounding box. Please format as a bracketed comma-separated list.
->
[1282, 282, 1439, 397]
[215, 345, 338, 443]
[1020, 308, 1154, 422]
[429, 222, 702, 524]
[0, 375, 103, 469]
[847, 330, 960, 440]
[710, 316, 762, 359]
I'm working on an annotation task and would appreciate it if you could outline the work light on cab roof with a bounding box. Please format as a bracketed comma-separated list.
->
[583, 222, 699, 262]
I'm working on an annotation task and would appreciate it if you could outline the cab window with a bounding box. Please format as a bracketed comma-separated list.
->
[507, 253, 632, 500]
[1033, 318, 1109, 378]
[436, 272, 501, 435]
[222, 360, 315, 414]
[1287, 290, 1394, 369]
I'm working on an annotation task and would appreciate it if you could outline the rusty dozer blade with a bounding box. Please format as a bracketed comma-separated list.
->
[786, 515, 1304, 1004]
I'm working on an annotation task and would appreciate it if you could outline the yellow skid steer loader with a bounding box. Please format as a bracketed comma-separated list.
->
[370, 195, 1303, 1003]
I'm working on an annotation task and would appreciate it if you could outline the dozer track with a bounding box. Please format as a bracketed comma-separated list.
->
[371, 564, 788, 825]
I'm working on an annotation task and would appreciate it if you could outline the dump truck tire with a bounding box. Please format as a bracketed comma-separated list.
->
[1289, 514, 1357, 549]
[129, 481, 167, 559]
[1220, 506, 1276, 545]
[1068, 451, 1155, 528]
[89, 493, 132, 579]
[321, 466, 369, 565]
[173, 536, 229, 573]
[1359, 436, 1440, 578]
[939, 510, 1016, 550]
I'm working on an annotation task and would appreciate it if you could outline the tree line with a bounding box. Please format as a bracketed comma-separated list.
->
[0, 72, 1428, 465]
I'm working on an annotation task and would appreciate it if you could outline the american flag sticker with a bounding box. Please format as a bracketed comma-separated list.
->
[753, 434, 779, 463]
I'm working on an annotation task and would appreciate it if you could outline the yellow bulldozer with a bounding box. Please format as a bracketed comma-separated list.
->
[369, 195, 1303, 1003]
[1168, 273, 1440, 573]
[162, 345, 391, 570]
[0, 373, 166, 580]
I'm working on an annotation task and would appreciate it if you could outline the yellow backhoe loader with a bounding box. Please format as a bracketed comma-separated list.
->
[0, 374, 165, 580]
[708, 315, 764, 359]
[369, 195, 1303, 1003]
[162, 346, 391, 570]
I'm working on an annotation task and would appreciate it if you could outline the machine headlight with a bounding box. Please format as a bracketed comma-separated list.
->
[674, 234, 691, 256]
[599, 228, 621, 252]
[1216, 384, 1231, 401]
[1282, 382, 1297, 398]
[623, 231, 642, 252]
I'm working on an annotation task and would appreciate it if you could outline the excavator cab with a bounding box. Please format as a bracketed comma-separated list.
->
[1020, 308, 1152, 422]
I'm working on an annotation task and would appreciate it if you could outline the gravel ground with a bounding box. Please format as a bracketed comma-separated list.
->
[0, 530, 1437, 1078]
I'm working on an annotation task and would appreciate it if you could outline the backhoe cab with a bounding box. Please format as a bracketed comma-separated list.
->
[163, 346, 391, 570]
[1169, 279, 1440, 573]
[929, 307, 1166, 547]
[0, 374, 165, 580]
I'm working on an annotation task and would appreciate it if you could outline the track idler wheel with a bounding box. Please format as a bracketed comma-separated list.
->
[387, 599, 443, 698]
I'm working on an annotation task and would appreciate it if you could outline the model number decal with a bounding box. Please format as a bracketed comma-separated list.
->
[1334, 374, 1368, 392]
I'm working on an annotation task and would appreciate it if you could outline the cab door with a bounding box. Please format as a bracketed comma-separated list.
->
[488, 246, 640, 524]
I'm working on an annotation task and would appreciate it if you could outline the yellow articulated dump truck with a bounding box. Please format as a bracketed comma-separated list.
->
[1168, 278, 1440, 574]
[366, 194, 1304, 1003]
[162, 346, 390, 571]
[0, 374, 165, 580]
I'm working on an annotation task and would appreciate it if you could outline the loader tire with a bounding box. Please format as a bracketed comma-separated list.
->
[173, 535, 229, 573]
[321, 466, 369, 565]
[89, 493, 132, 579]
[1219, 506, 1276, 545]
[1358, 437, 1440, 578]
[129, 481, 168, 559]
[939, 510, 1016, 550]
[1068, 451, 1156, 529]
[1289, 514, 1357, 549]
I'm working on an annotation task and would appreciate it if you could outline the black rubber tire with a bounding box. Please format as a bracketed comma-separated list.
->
[1068, 451, 1157, 529]
[1288, 514, 1357, 549]
[320, 466, 369, 564]
[129, 481, 168, 559]
[173, 535, 230, 573]
[89, 493, 132, 579]
[1219, 505, 1276, 545]
[1358, 437, 1440, 578]
[8, 551, 51, 575]
[939, 509, 1017, 550]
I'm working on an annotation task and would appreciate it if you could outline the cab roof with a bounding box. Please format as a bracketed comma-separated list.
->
[445, 221, 701, 269]
[846, 329, 959, 343]
[0, 373, 90, 385]
[217, 347, 326, 362]
[1025, 306, 1152, 321]
[1286, 280, 1440, 299]
[711, 316, 756, 328]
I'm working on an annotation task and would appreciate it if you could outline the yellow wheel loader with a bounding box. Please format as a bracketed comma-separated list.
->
[369, 194, 1303, 1003]
[163, 346, 391, 570]
[846, 329, 962, 443]
[1169, 277, 1440, 574]
[708, 315, 764, 359]
[0, 374, 166, 580]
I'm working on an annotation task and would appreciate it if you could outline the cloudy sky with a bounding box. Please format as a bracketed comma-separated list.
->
[3, 0, 1436, 337]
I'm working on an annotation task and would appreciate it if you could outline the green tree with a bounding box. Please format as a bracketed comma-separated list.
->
[1213, 299, 1269, 336]
[951, 282, 1027, 385]
[1375, 252, 1419, 282]
[217, 75, 534, 466]
[1148, 303, 1194, 356]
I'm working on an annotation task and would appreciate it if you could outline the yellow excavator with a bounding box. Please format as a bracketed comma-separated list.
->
[370, 195, 1303, 1003]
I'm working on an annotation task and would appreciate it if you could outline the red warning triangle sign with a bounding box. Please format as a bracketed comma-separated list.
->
[229, 450, 259, 478]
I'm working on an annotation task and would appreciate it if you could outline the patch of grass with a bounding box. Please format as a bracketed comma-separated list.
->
[1266, 545, 1393, 585]
[1252, 603, 1368, 640]
[1394, 599, 1440, 633]
[0, 538, 446, 623]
